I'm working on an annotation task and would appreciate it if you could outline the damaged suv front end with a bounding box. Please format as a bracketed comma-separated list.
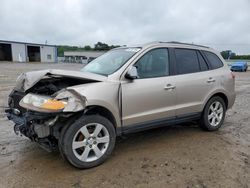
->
[5, 47, 141, 168]
[6, 69, 105, 151]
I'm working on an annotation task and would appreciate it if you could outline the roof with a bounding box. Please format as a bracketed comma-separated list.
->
[159, 41, 210, 49]
[119, 41, 211, 51]
[0, 39, 57, 47]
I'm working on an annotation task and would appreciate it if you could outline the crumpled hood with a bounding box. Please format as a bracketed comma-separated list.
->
[14, 69, 106, 91]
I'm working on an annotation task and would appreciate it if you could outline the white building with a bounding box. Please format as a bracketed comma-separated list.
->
[0, 40, 57, 63]
[64, 51, 106, 63]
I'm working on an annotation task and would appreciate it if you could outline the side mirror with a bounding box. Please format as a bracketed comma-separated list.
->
[125, 66, 139, 80]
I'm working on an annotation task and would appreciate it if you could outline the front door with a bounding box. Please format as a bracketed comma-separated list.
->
[121, 48, 176, 127]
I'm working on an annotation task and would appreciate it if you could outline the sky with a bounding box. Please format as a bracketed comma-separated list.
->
[0, 0, 250, 54]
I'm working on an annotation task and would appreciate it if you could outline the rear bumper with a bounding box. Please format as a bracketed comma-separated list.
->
[227, 92, 236, 109]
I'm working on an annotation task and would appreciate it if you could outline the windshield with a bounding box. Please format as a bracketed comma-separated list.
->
[81, 48, 141, 76]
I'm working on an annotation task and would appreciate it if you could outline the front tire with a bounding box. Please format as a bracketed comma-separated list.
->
[59, 115, 116, 169]
[199, 96, 226, 131]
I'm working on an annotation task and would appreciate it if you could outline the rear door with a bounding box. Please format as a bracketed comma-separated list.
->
[121, 48, 176, 127]
[173, 48, 214, 116]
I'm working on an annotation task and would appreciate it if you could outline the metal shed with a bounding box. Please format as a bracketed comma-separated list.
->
[0, 40, 57, 63]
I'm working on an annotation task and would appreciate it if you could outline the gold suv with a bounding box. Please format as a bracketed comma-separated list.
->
[6, 42, 235, 168]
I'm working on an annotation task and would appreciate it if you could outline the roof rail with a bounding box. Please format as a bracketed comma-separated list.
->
[159, 41, 210, 48]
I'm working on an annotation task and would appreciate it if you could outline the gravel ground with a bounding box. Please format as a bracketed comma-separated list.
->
[0, 62, 249, 188]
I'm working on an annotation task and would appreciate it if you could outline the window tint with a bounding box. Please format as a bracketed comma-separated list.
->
[203, 51, 223, 69]
[175, 49, 200, 74]
[135, 48, 169, 78]
[197, 51, 209, 71]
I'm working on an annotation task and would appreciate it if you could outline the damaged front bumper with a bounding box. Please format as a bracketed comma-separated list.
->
[6, 108, 54, 137]
[5, 69, 95, 151]
[6, 87, 88, 152]
[6, 108, 61, 152]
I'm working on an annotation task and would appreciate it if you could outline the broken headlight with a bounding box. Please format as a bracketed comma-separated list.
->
[19, 93, 67, 113]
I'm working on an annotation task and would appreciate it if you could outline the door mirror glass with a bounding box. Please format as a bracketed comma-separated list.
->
[125, 66, 139, 79]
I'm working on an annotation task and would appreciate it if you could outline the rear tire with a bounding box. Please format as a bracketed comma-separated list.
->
[199, 96, 226, 131]
[59, 115, 116, 169]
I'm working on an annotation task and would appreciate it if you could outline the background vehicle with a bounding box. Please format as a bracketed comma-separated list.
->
[6, 42, 235, 169]
[87, 57, 96, 63]
[230, 61, 248, 72]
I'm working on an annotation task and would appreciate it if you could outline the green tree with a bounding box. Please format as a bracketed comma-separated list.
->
[57, 42, 121, 56]
[94, 42, 110, 51]
[110, 45, 121, 49]
[220, 50, 236, 59]
[83, 45, 92, 50]
[57, 45, 85, 57]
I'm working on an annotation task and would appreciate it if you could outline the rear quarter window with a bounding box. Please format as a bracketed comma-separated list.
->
[197, 51, 209, 71]
[203, 51, 224, 69]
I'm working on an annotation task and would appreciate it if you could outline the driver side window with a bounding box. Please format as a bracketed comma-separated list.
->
[134, 48, 169, 79]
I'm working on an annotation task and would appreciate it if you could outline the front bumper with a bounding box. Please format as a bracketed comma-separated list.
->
[6, 108, 59, 151]
[6, 108, 54, 138]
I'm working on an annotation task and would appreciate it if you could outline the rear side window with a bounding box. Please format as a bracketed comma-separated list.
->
[175, 49, 200, 74]
[197, 51, 209, 71]
[203, 51, 223, 69]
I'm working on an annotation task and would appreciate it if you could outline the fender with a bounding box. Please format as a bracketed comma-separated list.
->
[68, 81, 122, 128]
[202, 88, 229, 111]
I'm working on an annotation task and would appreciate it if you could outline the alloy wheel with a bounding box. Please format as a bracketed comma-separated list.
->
[208, 101, 224, 127]
[72, 123, 110, 162]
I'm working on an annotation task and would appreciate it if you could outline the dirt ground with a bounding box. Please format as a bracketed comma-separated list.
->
[0, 62, 249, 188]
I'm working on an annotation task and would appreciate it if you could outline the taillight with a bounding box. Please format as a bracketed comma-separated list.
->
[231, 72, 235, 79]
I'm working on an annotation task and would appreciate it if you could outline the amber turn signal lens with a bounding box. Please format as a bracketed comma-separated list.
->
[41, 99, 66, 110]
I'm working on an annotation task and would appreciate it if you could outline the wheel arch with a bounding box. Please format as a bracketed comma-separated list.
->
[84, 105, 119, 132]
[203, 92, 229, 111]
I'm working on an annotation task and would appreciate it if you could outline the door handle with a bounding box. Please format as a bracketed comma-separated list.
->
[164, 84, 176, 90]
[207, 77, 215, 83]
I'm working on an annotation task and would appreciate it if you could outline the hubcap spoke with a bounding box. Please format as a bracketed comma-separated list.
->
[211, 117, 216, 126]
[96, 136, 110, 144]
[81, 146, 91, 161]
[80, 126, 90, 138]
[93, 145, 102, 158]
[208, 113, 213, 120]
[209, 106, 214, 112]
[217, 107, 223, 114]
[214, 102, 220, 110]
[93, 124, 103, 137]
[218, 114, 222, 121]
[73, 140, 86, 149]
[215, 115, 219, 122]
